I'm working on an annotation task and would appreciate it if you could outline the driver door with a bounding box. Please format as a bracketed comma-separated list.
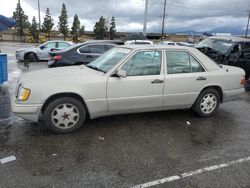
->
[38, 42, 57, 60]
[107, 50, 164, 114]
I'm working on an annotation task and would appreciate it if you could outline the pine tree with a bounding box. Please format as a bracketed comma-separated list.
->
[79, 25, 85, 36]
[109, 16, 116, 40]
[58, 3, 69, 40]
[71, 14, 80, 40]
[12, 2, 30, 39]
[29, 16, 39, 40]
[93, 16, 106, 40]
[42, 8, 54, 39]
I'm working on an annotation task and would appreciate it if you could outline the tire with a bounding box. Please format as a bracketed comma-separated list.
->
[193, 88, 220, 117]
[44, 97, 86, 134]
[29, 52, 38, 62]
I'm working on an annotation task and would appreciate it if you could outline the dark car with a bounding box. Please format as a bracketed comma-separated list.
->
[196, 36, 250, 88]
[48, 40, 124, 67]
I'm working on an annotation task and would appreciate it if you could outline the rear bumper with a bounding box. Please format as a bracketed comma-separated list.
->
[223, 88, 245, 103]
[11, 97, 42, 122]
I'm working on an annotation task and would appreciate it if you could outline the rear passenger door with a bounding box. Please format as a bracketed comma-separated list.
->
[104, 44, 116, 52]
[78, 44, 105, 64]
[164, 50, 208, 109]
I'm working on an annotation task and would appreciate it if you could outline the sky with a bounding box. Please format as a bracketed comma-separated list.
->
[0, 0, 250, 34]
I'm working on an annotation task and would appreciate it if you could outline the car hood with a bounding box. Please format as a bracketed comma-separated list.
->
[20, 65, 103, 85]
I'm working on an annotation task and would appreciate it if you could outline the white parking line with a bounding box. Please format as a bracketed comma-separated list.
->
[132, 156, 250, 188]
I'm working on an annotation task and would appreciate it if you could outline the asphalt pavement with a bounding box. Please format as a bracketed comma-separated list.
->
[0, 42, 250, 188]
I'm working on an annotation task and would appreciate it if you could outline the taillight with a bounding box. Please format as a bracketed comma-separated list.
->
[53, 55, 62, 61]
[240, 77, 246, 85]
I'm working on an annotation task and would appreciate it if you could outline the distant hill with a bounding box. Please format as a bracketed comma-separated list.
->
[165, 26, 246, 35]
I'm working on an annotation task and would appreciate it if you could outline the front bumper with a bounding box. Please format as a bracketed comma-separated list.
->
[223, 88, 245, 103]
[15, 52, 24, 61]
[11, 97, 42, 122]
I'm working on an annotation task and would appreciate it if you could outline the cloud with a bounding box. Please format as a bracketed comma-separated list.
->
[3, 0, 250, 33]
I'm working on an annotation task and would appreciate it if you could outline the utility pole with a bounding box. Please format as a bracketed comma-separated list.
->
[38, 0, 41, 30]
[245, 10, 250, 38]
[143, 0, 148, 36]
[161, 0, 167, 36]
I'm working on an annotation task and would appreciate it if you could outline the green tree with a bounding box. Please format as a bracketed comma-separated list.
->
[42, 8, 54, 39]
[79, 25, 85, 36]
[29, 16, 39, 40]
[12, 2, 30, 39]
[71, 14, 80, 41]
[109, 16, 116, 40]
[58, 3, 69, 40]
[93, 16, 106, 39]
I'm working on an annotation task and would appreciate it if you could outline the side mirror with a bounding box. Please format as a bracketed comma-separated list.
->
[115, 69, 127, 78]
[40, 46, 45, 50]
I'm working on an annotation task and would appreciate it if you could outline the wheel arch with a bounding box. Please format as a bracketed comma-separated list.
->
[24, 51, 38, 61]
[199, 85, 223, 103]
[41, 92, 90, 118]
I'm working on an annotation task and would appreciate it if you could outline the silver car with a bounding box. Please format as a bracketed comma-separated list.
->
[16, 40, 74, 62]
[12, 45, 245, 134]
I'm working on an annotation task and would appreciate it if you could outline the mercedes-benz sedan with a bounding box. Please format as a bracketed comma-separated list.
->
[12, 45, 245, 133]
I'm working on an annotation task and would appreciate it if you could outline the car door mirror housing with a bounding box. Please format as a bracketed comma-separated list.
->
[40, 46, 45, 50]
[115, 69, 127, 78]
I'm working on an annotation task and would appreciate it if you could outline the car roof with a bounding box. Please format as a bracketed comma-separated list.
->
[208, 36, 250, 42]
[120, 44, 193, 50]
[83, 40, 124, 45]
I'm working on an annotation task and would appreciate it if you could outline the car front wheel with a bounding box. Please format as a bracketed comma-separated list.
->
[29, 52, 38, 62]
[44, 97, 86, 134]
[193, 88, 220, 117]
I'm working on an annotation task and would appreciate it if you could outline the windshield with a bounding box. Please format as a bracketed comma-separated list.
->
[198, 38, 233, 54]
[87, 48, 131, 73]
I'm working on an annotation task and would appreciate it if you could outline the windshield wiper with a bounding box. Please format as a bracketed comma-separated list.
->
[86, 64, 106, 73]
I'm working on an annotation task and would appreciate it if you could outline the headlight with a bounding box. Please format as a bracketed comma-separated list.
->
[17, 50, 25, 54]
[17, 85, 31, 101]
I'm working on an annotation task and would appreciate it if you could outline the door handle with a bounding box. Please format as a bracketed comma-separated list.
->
[151, 79, 164, 84]
[86, 55, 93, 59]
[196, 76, 207, 81]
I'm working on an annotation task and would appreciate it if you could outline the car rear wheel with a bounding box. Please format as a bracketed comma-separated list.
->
[44, 97, 86, 134]
[193, 88, 220, 117]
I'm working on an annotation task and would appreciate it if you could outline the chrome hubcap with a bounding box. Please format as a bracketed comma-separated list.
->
[51, 103, 79, 129]
[200, 93, 217, 114]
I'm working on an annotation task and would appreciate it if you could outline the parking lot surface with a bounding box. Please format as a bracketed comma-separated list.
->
[0, 42, 250, 188]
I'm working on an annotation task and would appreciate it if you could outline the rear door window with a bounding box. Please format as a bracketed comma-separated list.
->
[79, 46, 90, 53]
[89, 45, 105, 54]
[104, 44, 115, 51]
[58, 42, 70, 49]
[166, 51, 204, 74]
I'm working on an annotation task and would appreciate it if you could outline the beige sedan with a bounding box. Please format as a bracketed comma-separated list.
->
[12, 45, 245, 133]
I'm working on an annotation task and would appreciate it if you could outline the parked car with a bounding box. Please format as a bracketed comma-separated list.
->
[16, 40, 74, 62]
[196, 36, 250, 81]
[125, 40, 153, 45]
[159, 41, 178, 46]
[177, 42, 196, 47]
[48, 40, 123, 67]
[12, 45, 245, 134]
